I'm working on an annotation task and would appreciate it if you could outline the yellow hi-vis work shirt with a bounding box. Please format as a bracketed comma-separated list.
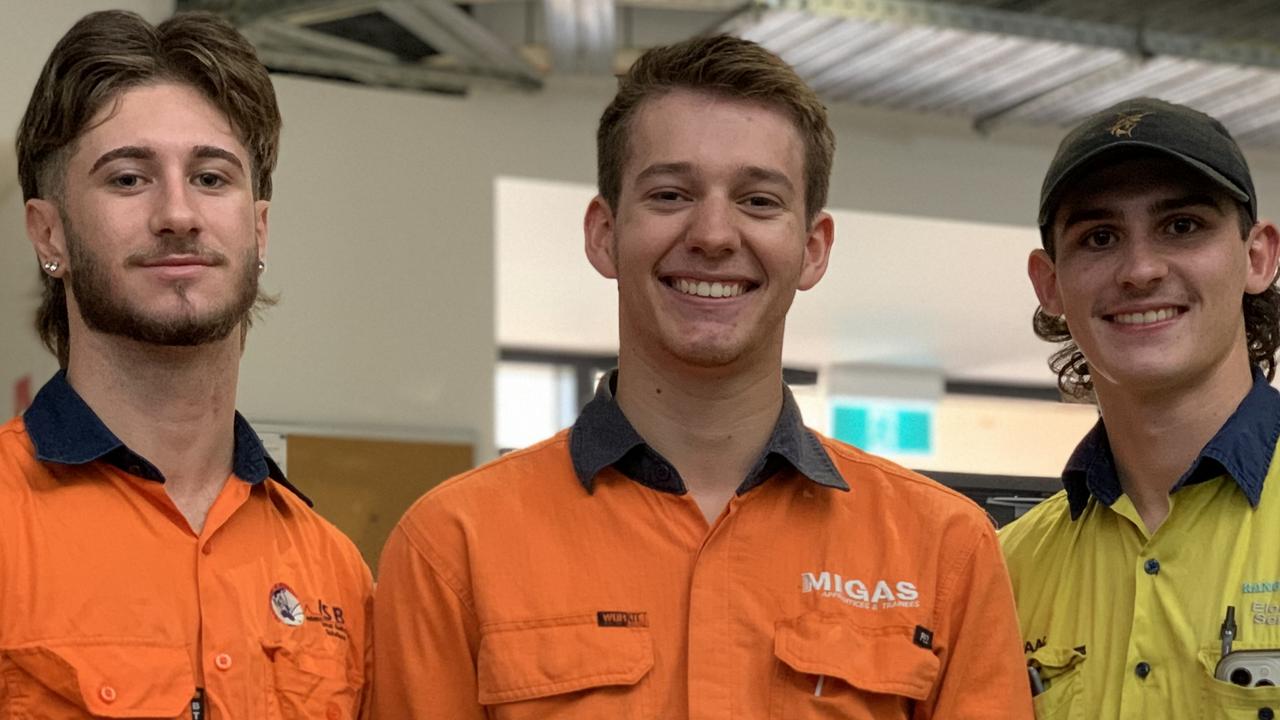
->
[1000, 369, 1280, 719]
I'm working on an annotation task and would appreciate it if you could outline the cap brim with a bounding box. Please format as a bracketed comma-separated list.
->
[1038, 141, 1252, 226]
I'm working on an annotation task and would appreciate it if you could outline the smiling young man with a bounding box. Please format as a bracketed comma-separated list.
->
[1000, 98, 1280, 717]
[373, 34, 1030, 719]
[0, 11, 372, 718]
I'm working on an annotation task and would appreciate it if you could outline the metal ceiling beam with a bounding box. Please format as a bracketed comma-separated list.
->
[255, 47, 471, 93]
[245, 19, 402, 64]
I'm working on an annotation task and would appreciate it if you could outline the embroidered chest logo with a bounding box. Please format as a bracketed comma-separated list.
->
[1108, 112, 1151, 138]
[801, 571, 920, 609]
[269, 583, 350, 640]
[270, 583, 305, 627]
[1244, 579, 1280, 626]
[308, 599, 350, 640]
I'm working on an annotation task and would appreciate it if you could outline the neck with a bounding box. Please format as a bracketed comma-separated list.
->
[65, 325, 243, 532]
[1094, 354, 1254, 532]
[615, 342, 784, 498]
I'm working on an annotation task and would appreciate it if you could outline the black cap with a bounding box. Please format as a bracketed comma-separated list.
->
[1038, 97, 1255, 233]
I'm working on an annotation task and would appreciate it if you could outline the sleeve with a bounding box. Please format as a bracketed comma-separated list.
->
[356, 569, 375, 720]
[371, 522, 485, 720]
[923, 519, 1034, 720]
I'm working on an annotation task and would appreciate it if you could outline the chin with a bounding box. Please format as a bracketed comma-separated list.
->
[663, 338, 750, 369]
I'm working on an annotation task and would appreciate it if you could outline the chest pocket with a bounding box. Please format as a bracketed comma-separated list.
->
[263, 635, 360, 720]
[1026, 646, 1085, 720]
[769, 613, 940, 720]
[1199, 645, 1280, 720]
[0, 642, 193, 719]
[476, 614, 655, 720]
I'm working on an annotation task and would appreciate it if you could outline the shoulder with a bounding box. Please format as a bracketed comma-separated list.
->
[264, 478, 373, 589]
[997, 490, 1073, 569]
[394, 430, 575, 544]
[0, 416, 39, 492]
[816, 432, 994, 533]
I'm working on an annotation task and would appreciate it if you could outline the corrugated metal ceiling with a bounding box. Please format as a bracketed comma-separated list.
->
[721, 0, 1280, 145]
[186, 0, 1280, 144]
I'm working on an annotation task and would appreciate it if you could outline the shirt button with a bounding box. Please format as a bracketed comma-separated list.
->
[214, 653, 233, 670]
[1260, 709, 1275, 720]
[1135, 661, 1151, 678]
[326, 702, 342, 720]
[1144, 558, 1160, 575]
[99, 685, 118, 703]
[202, 542, 213, 555]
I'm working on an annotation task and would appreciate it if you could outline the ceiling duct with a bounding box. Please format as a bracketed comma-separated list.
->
[177, 0, 542, 95]
[544, 0, 616, 74]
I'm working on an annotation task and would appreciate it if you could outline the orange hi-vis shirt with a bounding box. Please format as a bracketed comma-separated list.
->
[374, 375, 1032, 719]
[0, 372, 373, 719]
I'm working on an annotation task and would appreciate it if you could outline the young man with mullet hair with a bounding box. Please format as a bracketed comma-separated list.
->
[0, 10, 372, 718]
[1001, 98, 1280, 717]
[374, 34, 1031, 719]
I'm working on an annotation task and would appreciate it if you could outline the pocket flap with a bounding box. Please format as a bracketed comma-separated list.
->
[477, 615, 654, 704]
[1028, 645, 1086, 681]
[774, 613, 940, 701]
[4, 642, 194, 717]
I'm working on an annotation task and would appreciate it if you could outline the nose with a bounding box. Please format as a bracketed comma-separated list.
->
[1116, 234, 1168, 289]
[685, 195, 740, 257]
[148, 175, 200, 238]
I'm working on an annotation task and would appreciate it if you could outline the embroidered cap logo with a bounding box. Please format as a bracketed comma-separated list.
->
[1108, 111, 1151, 138]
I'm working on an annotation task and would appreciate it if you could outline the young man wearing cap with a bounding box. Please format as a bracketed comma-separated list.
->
[0, 10, 372, 717]
[1001, 97, 1280, 716]
[374, 34, 1031, 719]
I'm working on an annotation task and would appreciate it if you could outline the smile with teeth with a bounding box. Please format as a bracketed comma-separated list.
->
[1111, 307, 1183, 325]
[669, 277, 749, 299]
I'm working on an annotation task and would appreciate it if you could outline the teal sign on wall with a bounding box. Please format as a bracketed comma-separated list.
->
[832, 402, 933, 455]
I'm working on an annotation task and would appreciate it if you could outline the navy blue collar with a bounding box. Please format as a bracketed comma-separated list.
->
[569, 370, 848, 495]
[1063, 367, 1280, 519]
[23, 370, 309, 506]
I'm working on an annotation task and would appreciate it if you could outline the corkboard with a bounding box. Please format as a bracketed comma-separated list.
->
[285, 434, 474, 574]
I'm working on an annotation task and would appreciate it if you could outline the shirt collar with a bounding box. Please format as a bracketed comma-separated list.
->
[23, 370, 306, 504]
[1063, 367, 1280, 519]
[569, 370, 848, 495]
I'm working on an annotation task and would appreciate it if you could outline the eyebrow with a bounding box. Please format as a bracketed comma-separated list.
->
[90, 146, 154, 174]
[89, 144, 245, 175]
[634, 162, 693, 185]
[193, 145, 245, 171]
[1060, 193, 1226, 232]
[740, 165, 795, 193]
[633, 162, 795, 192]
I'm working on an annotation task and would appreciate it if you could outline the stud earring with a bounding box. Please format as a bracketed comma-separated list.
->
[257, 260, 266, 273]
[42, 260, 60, 274]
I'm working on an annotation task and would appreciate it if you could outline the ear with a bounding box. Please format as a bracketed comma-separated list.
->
[254, 199, 270, 263]
[26, 198, 67, 275]
[1027, 248, 1064, 316]
[584, 195, 618, 280]
[797, 211, 835, 291]
[1244, 219, 1280, 295]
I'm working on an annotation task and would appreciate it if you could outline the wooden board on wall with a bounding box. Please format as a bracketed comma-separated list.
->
[285, 434, 474, 574]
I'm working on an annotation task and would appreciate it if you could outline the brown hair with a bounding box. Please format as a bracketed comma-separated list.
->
[597, 34, 835, 223]
[1035, 206, 1280, 399]
[16, 10, 282, 367]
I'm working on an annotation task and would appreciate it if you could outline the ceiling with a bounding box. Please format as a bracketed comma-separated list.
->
[181, 0, 1280, 145]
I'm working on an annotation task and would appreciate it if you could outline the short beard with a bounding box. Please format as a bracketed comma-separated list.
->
[66, 218, 259, 347]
